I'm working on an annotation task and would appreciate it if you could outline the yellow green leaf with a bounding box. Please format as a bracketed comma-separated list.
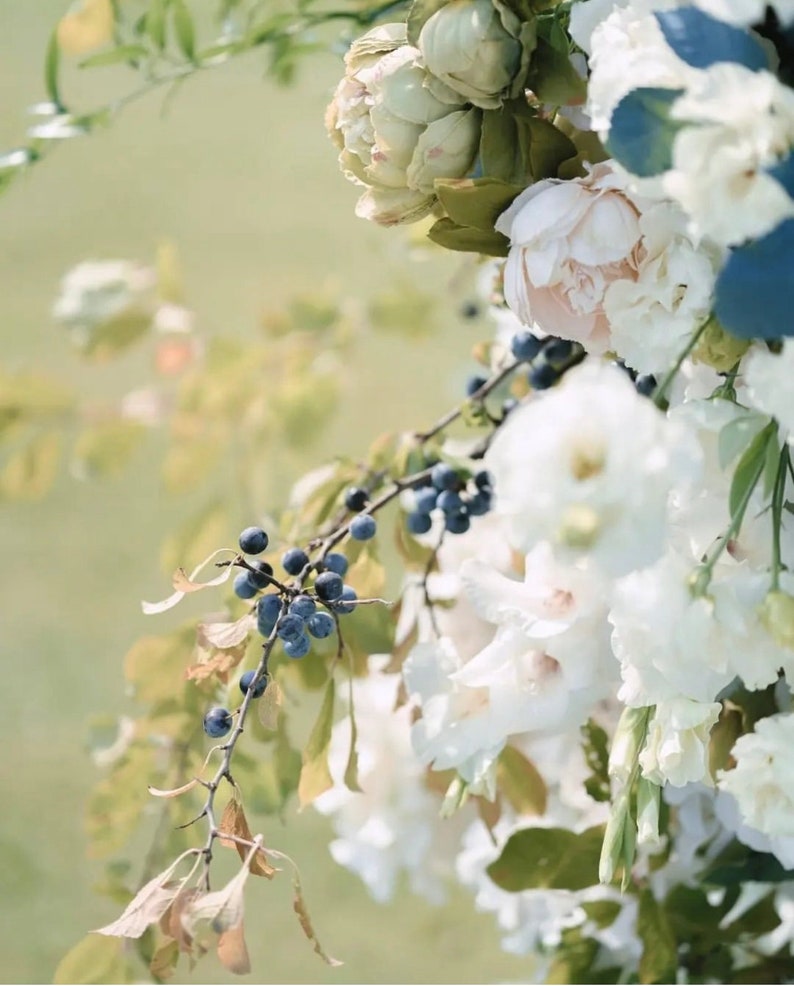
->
[298, 677, 335, 808]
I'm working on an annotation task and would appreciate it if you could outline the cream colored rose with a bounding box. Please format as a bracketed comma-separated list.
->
[417, 0, 523, 110]
[326, 24, 481, 226]
[495, 161, 642, 353]
[639, 698, 721, 788]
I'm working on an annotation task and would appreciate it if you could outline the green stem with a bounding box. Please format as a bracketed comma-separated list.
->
[652, 316, 712, 409]
[771, 445, 791, 590]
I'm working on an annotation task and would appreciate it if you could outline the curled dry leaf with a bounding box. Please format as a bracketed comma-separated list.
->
[94, 851, 195, 939]
[198, 612, 255, 650]
[160, 885, 201, 955]
[148, 777, 200, 799]
[185, 641, 246, 683]
[142, 548, 236, 615]
[219, 797, 276, 878]
[292, 872, 343, 968]
[258, 677, 283, 732]
[217, 921, 251, 975]
[181, 859, 251, 940]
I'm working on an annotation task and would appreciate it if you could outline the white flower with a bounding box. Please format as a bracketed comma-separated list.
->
[485, 360, 701, 576]
[496, 162, 643, 353]
[691, 0, 794, 26]
[744, 340, 794, 445]
[719, 714, 794, 840]
[639, 698, 721, 787]
[313, 657, 449, 903]
[665, 64, 794, 246]
[402, 637, 505, 792]
[52, 260, 155, 339]
[326, 23, 480, 226]
[604, 201, 721, 374]
[418, 0, 523, 109]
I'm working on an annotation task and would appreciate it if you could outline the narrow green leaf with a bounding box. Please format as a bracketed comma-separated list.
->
[343, 671, 362, 793]
[637, 889, 677, 984]
[298, 677, 335, 807]
[79, 44, 148, 68]
[172, 0, 196, 61]
[146, 0, 167, 50]
[45, 29, 63, 109]
[728, 421, 775, 519]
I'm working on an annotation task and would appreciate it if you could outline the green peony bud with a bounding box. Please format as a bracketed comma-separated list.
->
[418, 0, 525, 110]
[326, 23, 481, 226]
[760, 590, 794, 650]
[693, 315, 750, 373]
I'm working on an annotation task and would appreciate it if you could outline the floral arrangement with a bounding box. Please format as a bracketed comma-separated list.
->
[9, 0, 794, 982]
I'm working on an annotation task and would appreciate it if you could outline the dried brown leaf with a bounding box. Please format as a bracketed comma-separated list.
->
[94, 854, 191, 938]
[142, 549, 235, 615]
[181, 866, 249, 938]
[198, 612, 255, 650]
[149, 939, 180, 981]
[185, 641, 246, 684]
[292, 872, 343, 967]
[217, 921, 251, 975]
[218, 797, 275, 879]
[148, 778, 199, 799]
[258, 677, 283, 732]
[162, 886, 201, 954]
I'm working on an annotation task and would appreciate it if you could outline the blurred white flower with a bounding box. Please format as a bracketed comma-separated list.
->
[486, 360, 701, 575]
[52, 260, 155, 339]
[744, 340, 794, 445]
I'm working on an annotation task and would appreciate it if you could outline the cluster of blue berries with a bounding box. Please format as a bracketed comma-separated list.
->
[510, 330, 585, 390]
[202, 668, 270, 738]
[343, 486, 377, 541]
[405, 463, 493, 537]
[612, 360, 657, 397]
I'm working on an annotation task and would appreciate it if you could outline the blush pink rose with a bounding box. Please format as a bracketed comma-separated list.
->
[495, 161, 643, 353]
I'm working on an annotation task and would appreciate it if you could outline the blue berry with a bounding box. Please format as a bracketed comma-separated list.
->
[239, 669, 268, 698]
[247, 560, 274, 589]
[635, 374, 657, 397]
[238, 526, 269, 555]
[460, 301, 479, 319]
[544, 338, 574, 363]
[344, 486, 369, 512]
[436, 490, 464, 514]
[307, 611, 335, 639]
[467, 491, 491, 516]
[277, 614, 306, 641]
[315, 571, 344, 601]
[282, 547, 309, 576]
[445, 512, 471, 535]
[466, 374, 487, 397]
[510, 331, 543, 362]
[257, 593, 282, 636]
[322, 552, 349, 577]
[290, 595, 317, 619]
[474, 470, 493, 490]
[528, 360, 559, 390]
[203, 707, 233, 738]
[414, 486, 438, 514]
[350, 514, 376, 541]
[333, 585, 358, 615]
[431, 463, 459, 491]
[407, 511, 432, 535]
[233, 571, 258, 600]
[284, 633, 311, 659]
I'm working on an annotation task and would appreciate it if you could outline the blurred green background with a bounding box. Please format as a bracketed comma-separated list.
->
[0, 3, 532, 982]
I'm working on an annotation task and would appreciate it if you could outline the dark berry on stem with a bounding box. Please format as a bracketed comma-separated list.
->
[290, 595, 317, 619]
[282, 547, 309, 576]
[239, 669, 268, 698]
[307, 611, 335, 639]
[407, 511, 433, 535]
[203, 707, 233, 738]
[247, 560, 274, 589]
[635, 374, 657, 397]
[315, 571, 344, 601]
[257, 593, 282, 636]
[445, 512, 471, 535]
[238, 526, 269, 555]
[344, 486, 369, 512]
[350, 514, 377, 541]
[233, 571, 258, 600]
[466, 374, 487, 397]
[474, 470, 493, 490]
[467, 491, 491, 516]
[322, 552, 349, 577]
[277, 614, 306, 641]
[437, 490, 464, 514]
[414, 485, 438, 514]
[333, 585, 358, 615]
[544, 338, 574, 363]
[510, 331, 542, 362]
[431, 462, 459, 491]
[528, 360, 559, 390]
[284, 633, 311, 659]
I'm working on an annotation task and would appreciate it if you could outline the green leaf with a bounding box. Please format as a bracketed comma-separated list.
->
[406, 0, 448, 46]
[45, 29, 63, 109]
[172, 0, 196, 61]
[298, 677, 335, 807]
[637, 889, 677, 984]
[73, 420, 146, 479]
[518, 115, 577, 181]
[146, 0, 167, 49]
[427, 218, 509, 257]
[580, 718, 610, 803]
[480, 106, 527, 183]
[79, 311, 152, 360]
[486, 825, 604, 892]
[343, 672, 362, 793]
[435, 178, 523, 233]
[718, 411, 768, 470]
[526, 36, 586, 105]
[123, 627, 195, 704]
[496, 746, 547, 815]
[54, 934, 135, 984]
[79, 44, 149, 68]
[729, 421, 775, 519]
[0, 431, 61, 500]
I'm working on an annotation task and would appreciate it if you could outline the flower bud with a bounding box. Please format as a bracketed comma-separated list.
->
[608, 705, 650, 785]
[635, 777, 662, 851]
[418, 0, 524, 109]
[760, 590, 794, 651]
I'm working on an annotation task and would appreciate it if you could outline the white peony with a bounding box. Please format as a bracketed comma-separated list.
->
[743, 340, 794, 445]
[639, 697, 721, 787]
[485, 360, 701, 576]
[496, 162, 643, 353]
[665, 64, 794, 246]
[326, 23, 480, 226]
